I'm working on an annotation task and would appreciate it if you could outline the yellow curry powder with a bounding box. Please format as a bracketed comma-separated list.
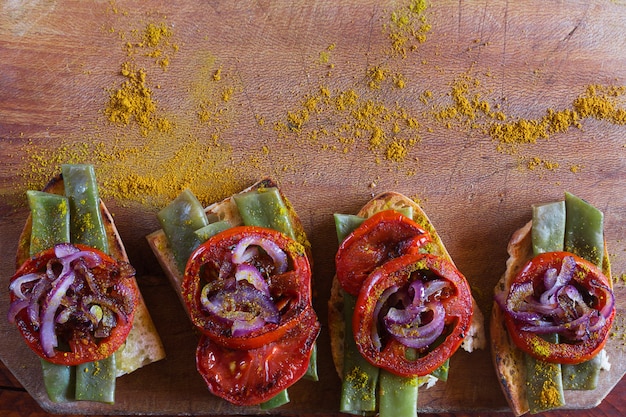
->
[16, 0, 626, 208]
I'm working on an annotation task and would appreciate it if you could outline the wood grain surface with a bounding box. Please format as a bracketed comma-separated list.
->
[1, 0, 626, 415]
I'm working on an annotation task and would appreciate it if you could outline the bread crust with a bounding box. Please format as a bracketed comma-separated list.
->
[490, 220, 612, 416]
[328, 192, 485, 379]
[16, 174, 165, 377]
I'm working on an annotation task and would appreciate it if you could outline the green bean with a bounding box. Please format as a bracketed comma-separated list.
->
[378, 370, 418, 417]
[27, 191, 70, 254]
[526, 201, 566, 410]
[27, 190, 75, 402]
[75, 357, 116, 404]
[562, 192, 605, 389]
[524, 334, 565, 413]
[62, 164, 117, 402]
[333, 214, 364, 242]
[40, 359, 75, 403]
[532, 201, 566, 255]
[194, 220, 231, 242]
[340, 291, 379, 415]
[234, 187, 317, 400]
[260, 389, 290, 410]
[233, 187, 295, 238]
[562, 354, 602, 390]
[430, 359, 449, 382]
[61, 164, 108, 252]
[158, 189, 209, 273]
[565, 192, 604, 267]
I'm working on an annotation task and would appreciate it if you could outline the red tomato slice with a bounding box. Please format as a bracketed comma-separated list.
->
[502, 251, 615, 365]
[353, 253, 473, 377]
[9, 244, 137, 366]
[335, 210, 431, 296]
[195, 306, 320, 406]
[182, 226, 313, 350]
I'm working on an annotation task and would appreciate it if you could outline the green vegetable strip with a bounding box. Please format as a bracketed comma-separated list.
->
[340, 291, 379, 414]
[564, 192, 604, 267]
[40, 359, 75, 403]
[334, 214, 378, 415]
[194, 220, 231, 242]
[27, 191, 75, 403]
[158, 189, 209, 273]
[75, 358, 116, 403]
[27, 191, 70, 255]
[61, 164, 108, 253]
[562, 192, 605, 390]
[430, 359, 449, 382]
[378, 370, 418, 417]
[562, 354, 602, 390]
[305, 342, 319, 382]
[233, 187, 295, 239]
[259, 389, 290, 410]
[333, 214, 364, 243]
[524, 334, 565, 413]
[526, 201, 566, 412]
[532, 201, 566, 255]
[62, 164, 116, 403]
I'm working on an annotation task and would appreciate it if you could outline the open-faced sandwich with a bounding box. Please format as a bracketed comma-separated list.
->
[7, 164, 165, 404]
[491, 192, 615, 415]
[146, 178, 320, 409]
[328, 191, 485, 417]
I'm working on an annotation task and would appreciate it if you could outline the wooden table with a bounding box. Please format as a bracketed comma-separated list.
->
[1, 360, 625, 416]
[1, 0, 626, 416]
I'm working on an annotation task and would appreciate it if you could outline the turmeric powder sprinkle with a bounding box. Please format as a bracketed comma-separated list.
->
[14, 0, 626, 208]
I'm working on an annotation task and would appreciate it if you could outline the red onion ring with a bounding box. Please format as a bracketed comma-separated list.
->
[200, 285, 280, 337]
[232, 235, 288, 274]
[384, 301, 446, 349]
[371, 278, 450, 350]
[234, 263, 271, 295]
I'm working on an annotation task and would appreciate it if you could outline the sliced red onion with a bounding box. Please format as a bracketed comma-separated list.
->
[371, 278, 450, 350]
[200, 285, 279, 337]
[7, 299, 29, 324]
[422, 279, 451, 300]
[232, 236, 288, 274]
[8, 243, 133, 358]
[504, 255, 615, 342]
[539, 256, 575, 305]
[9, 273, 40, 300]
[235, 264, 270, 295]
[384, 302, 446, 349]
[371, 284, 399, 350]
[40, 267, 75, 357]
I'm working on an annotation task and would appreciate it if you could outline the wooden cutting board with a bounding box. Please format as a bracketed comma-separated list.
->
[1, 0, 626, 414]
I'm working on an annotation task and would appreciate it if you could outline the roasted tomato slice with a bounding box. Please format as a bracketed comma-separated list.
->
[182, 226, 313, 350]
[8, 243, 137, 366]
[196, 306, 320, 406]
[335, 210, 431, 296]
[353, 253, 473, 377]
[501, 251, 615, 365]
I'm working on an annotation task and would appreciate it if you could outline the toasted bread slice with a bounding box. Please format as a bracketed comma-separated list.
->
[16, 174, 165, 377]
[146, 178, 312, 313]
[328, 191, 486, 378]
[490, 220, 612, 416]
